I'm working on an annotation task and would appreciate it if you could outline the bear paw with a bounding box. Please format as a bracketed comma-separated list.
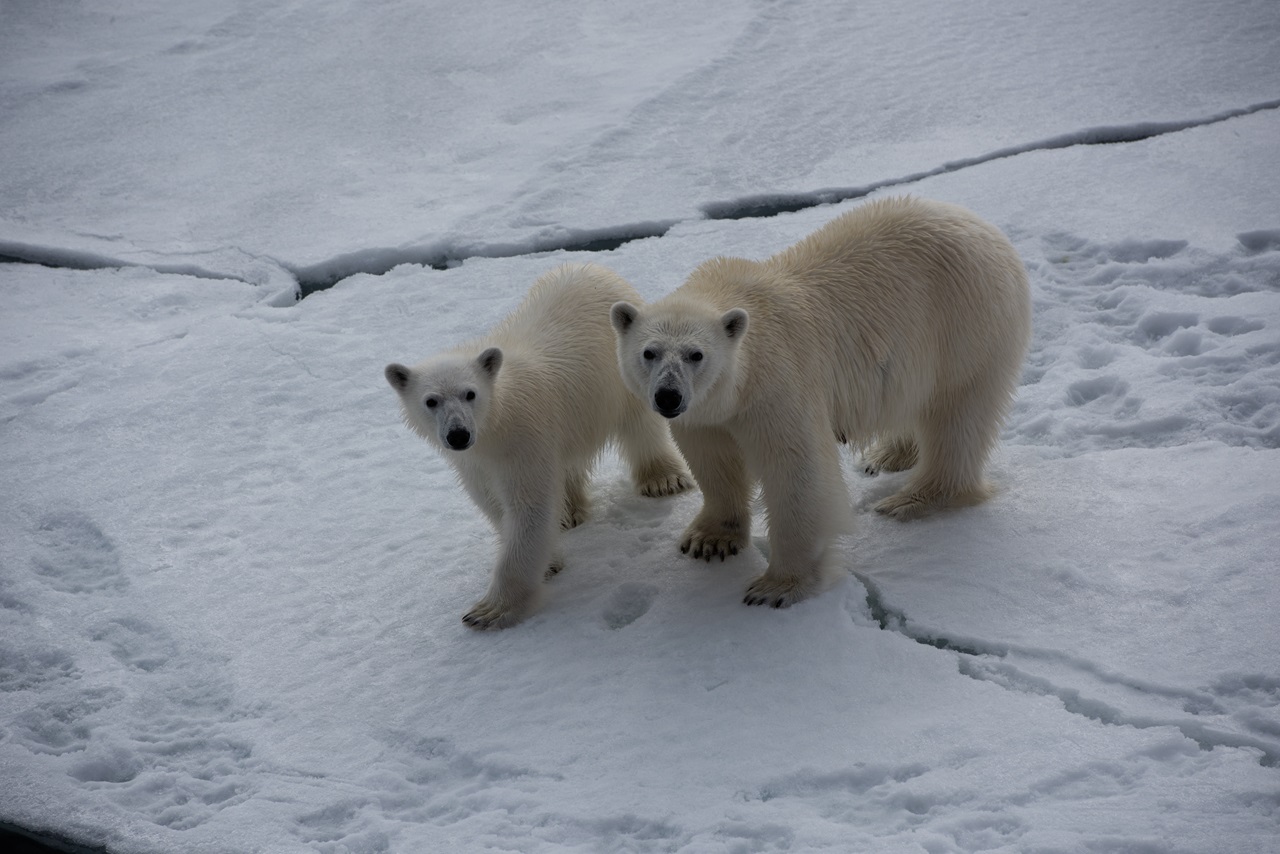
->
[637, 469, 694, 498]
[862, 438, 919, 477]
[679, 517, 745, 562]
[560, 505, 588, 530]
[743, 573, 816, 608]
[462, 598, 528, 631]
[874, 490, 933, 520]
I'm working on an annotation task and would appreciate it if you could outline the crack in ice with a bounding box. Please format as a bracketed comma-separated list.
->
[1, 99, 1277, 302]
[0, 245, 253, 283]
[702, 98, 1280, 220]
[288, 220, 677, 297]
[852, 572, 1280, 768]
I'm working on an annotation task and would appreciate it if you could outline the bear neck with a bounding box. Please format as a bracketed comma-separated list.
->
[694, 345, 750, 427]
[467, 349, 537, 454]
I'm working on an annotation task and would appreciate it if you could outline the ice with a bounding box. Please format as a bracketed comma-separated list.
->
[3, 1, 1280, 852]
[4, 0, 1279, 271]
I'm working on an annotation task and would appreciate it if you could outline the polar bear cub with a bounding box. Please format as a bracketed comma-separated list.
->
[387, 263, 692, 629]
[611, 197, 1031, 608]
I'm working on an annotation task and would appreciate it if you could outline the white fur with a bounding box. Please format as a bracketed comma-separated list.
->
[612, 197, 1032, 608]
[387, 263, 692, 629]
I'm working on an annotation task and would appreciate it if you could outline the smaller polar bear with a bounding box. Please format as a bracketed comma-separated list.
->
[611, 196, 1031, 609]
[386, 263, 692, 629]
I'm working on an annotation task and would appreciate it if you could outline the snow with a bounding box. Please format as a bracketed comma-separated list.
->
[2, 1, 1279, 852]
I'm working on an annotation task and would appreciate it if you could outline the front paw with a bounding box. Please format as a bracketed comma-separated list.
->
[743, 573, 817, 608]
[638, 468, 694, 498]
[679, 515, 746, 562]
[462, 597, 528, 630]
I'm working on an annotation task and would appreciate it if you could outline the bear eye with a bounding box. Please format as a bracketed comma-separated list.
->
[642, 349, 656, 361]
[425, 397, 438, 409]
[465, 390, 476, 401]
[689, 350, 704, 362]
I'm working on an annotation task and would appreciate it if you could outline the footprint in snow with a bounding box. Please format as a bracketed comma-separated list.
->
[602, 583, 659, 630]
[30, 511, 128, 594]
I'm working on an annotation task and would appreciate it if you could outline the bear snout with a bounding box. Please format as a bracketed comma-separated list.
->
[654, 387, 684, 418]
[445, 427, 473, 450]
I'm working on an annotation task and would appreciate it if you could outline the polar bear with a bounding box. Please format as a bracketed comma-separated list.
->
[386, 263, 692, 629]
[611, 197, 1031, 608]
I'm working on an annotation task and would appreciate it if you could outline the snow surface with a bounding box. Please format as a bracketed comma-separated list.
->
[3, 1, 1280, 852]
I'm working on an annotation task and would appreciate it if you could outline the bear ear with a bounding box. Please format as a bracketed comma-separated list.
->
[477, 347, 503, 378]
[385, 363, 412, 391]
[610, 301, 639, 334]
[721, 308, 749, 340]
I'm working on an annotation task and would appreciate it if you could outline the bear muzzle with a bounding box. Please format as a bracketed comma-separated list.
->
[653, 387, 685, 419]
[445, 427, 473, 450]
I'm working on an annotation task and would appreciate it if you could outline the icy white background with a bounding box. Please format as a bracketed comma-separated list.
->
[2, 1, 1279, 852]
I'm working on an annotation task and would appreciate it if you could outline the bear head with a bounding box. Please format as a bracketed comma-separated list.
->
[385, 347, 502, 451]
[610, 298, 748, 422]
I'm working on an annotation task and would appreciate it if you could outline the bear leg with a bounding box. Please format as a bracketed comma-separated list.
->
[463, 467, 560, 629]
[875, 391, 1000, 519]
[561, 468, 590, 529]
[745, 436, 846, 607]
[617, 408, 694, 498]
[670, 423, 751, 560]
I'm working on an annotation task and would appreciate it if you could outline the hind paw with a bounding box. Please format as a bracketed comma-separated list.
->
[874, 491, 934, 520]
[862, 438, 919, 477]
[560, 504, 588, 530]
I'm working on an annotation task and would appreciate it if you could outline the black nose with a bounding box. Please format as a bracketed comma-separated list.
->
[446, 428, 472, 450]
[654, 387, 683, 417]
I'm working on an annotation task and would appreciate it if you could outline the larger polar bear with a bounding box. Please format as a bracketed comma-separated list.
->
[611, 196, 1031, 608]
[386, 263, 692, 630]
